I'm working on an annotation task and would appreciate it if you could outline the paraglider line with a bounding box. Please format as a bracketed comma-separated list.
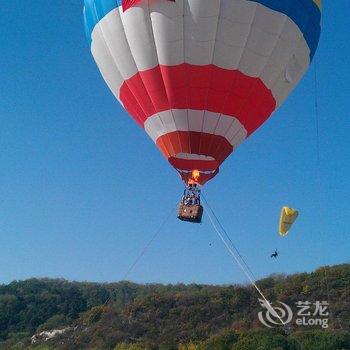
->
[202, 195, 286, 326]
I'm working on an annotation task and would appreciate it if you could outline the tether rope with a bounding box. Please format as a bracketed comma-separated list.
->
[202, 194, 286, 326]
[203, 195, 258, 282]
[87, 205, 175, 325]
[314, 58, 334, 328]
[121, 205, 175, 281]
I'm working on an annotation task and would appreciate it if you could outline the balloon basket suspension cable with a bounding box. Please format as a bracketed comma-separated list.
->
[202, 194, 287, 327]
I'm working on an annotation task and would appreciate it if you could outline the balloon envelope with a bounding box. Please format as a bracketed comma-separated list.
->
[84, 0, 321, 185]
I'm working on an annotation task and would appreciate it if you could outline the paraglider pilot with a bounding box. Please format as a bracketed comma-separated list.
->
[271, 250, 279, 259]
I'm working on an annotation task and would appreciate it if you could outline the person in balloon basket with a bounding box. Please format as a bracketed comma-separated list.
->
[192, 184, 201, 205]
[183, 184, 201, 206]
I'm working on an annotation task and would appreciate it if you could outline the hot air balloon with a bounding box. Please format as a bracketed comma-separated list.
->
[84, 0, 321, 223]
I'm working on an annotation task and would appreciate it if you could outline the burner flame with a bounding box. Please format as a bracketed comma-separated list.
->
[188, 169, 200, 184]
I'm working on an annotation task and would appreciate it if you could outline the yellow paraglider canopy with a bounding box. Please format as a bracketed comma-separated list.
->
[279, 207, 299, 236]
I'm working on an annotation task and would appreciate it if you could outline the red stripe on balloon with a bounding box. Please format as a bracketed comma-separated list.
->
[119, 64, 276, 135]
[156, 131, 232, 162]
[155, 131, 233, 185]
[122, 0, 175, 12]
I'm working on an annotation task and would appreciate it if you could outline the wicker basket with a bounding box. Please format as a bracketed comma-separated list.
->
[177, 203, 203, 223]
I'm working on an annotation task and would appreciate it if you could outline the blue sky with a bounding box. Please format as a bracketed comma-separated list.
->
[0, 1, 349, 285]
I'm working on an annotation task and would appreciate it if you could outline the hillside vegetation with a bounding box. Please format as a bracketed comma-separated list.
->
[0, 264, 349, 349]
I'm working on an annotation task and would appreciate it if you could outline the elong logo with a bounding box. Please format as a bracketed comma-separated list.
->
[258, 299, 293, 328]
[258, 299, 329, 329]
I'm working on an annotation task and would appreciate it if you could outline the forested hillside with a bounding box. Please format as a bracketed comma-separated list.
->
[0, 264, 349, 349]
